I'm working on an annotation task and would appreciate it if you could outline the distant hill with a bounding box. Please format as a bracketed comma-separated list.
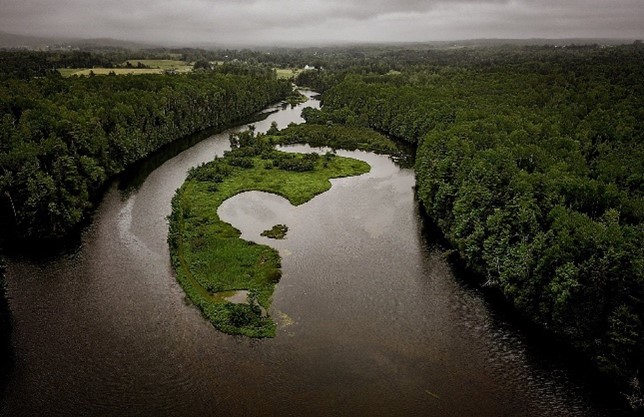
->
[0, 31, 59, 48]
[0, 31, 158, 50]
[0, 31, 637, 51]
[375, 38, 637, 50]
[449, 38, 636, 46]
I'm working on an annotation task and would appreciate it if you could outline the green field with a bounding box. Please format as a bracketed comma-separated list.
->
[275, 68, 302, 80]
[71, 68, 164, 76]
[59, 59, 192, 77]
[57, 68, 85, 77]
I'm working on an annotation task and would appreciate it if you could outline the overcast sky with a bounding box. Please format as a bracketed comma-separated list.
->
[2, 0, 643, 46]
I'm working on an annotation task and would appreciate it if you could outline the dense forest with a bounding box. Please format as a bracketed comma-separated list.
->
[0, 69, 290, 240]
[1, 44, 642, 410]
[297, 45, 644, 403]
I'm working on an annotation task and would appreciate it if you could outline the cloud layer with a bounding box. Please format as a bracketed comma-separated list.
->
[2, 0, 643, 45]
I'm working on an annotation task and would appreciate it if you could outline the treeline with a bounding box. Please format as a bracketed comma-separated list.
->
[278, 111, 399, 155]
[316, 45, 644, 402]
[0, 71, 290, 240]
[195, 61, 277, 79]
[0, 51, 117, 79]
[0, 50, 194, 79]
[4, 42, 640, 81]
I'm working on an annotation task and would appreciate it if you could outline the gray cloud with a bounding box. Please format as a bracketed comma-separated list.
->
[1, 0, 642, 45]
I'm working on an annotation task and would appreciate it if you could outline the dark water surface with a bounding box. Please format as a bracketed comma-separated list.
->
[2, 92, 617, 416]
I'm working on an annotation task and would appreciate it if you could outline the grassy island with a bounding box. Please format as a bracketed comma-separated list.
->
[168, 125, 396, 337]
[286, 90, 309, 105]
[261, 224, 288, 239]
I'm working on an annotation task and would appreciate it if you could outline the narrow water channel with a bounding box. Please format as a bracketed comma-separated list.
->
[1, 91, 618, 416]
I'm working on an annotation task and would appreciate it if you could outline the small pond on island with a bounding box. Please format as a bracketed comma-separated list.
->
[1, 91, 622, 416]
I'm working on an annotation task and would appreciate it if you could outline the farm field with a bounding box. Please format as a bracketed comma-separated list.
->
[58, 59, 192, 76]
[275, 68, 302, 79]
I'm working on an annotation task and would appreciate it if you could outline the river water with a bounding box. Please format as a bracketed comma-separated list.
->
[1, 91, 618, 416]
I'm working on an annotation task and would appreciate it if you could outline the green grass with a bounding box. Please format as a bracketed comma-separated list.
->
[275, 68, 302, 80]
[169, 147, 370, 337]
[57, 68, 85, 77]
[72, 68, 164, 76]
[261, 224, 288, 239]
[58, 60, 192, 77]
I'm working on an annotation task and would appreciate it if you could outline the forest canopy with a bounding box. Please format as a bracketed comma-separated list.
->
[301, 44, 644, 396]
[0, 68, 290, 239]
[1, 43, 642, 406]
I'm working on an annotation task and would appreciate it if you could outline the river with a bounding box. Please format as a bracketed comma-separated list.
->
[1, 91, 620, 416]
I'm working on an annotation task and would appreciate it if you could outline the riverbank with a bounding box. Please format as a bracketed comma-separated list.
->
[2, 89, 619, 416]
[0, 254, 12, 400]
[314, 56, 644, 409]
[168, 126, 381, 337]
[0, 72, 291, 241]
